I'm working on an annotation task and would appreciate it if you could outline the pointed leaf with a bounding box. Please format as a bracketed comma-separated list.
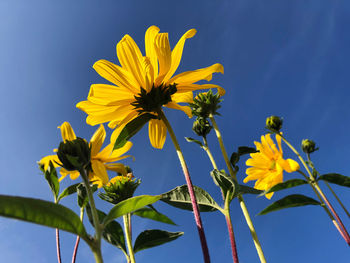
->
[263, 179, 308, 195]
[103, 195, 161, 226]
[0, 195, 88, 241]
[113, 113, 155, 150]
[133, 207, 176, 225]
[161, 185, 219, 212]
[210, 169, 236, 203]
[230, 146, 258, 166]
[41, 162, 59, 199]
[185, 137, 203, 147]
[236, 185, 263, 196]
[133, 230, 183, 253]
[259, 194, 321, 215]
[317, 173, 350, 188]
[57, 183, 81, 202]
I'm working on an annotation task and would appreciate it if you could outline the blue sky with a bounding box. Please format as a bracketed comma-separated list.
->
[1, 0, 349, 262]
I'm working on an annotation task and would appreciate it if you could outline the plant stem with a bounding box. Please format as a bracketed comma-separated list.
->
[56, 229, 62, 263]
[281, 135, 350, 246]
[158, 110, 211, 263]
[71, 207, 84, 263]
[124, 214, 136, 263]
[209, 114, 267, 263]
[79, 168, 104, 263]
[203, 137, 239, 263]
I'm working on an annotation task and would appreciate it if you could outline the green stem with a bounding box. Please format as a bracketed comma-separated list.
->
[158, 110, 211, 263]
[124, 214, 136, 263]
[209, 114, 267, 263]
[79, 168, 104, 263]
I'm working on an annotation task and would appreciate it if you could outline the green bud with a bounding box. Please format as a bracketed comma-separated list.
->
[99, 174, 141, 204]
[57, 137, 91, 171]
[192, 118, 212, 137]
[189, 89, 222, 118]
[301, 139, 318, 154]
[266, 115, 283, 132]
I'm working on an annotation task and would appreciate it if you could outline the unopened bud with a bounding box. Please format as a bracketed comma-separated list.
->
[266, 116, 283, 132]
[189, 89, 222, 118]
[192, 118, 212, 137]
[301, 139, 318, 154]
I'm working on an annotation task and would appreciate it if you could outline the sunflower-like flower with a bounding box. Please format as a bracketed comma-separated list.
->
[39, 122, 132, 187]
[76, 25, 224, 149]
[244, 134, 300, 199]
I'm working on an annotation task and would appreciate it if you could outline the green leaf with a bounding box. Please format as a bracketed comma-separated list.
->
[57, 183, 81, 202]
[236, 185, 263, 196]
[77, 184, 97, 208]
[86, 206, 126, 253]
[317, 173, 350, 188]
[133, 207, 176, 225]
[230, 146, 258, 166]
[210, 169, 236, 203]
[103, 195, 161, 226]
[258, 194, 321, 215]
[161, 185, 219, 212]
[113, 113, 155, 150]
[0, 195, 88, 241]
[185, 137, 203, 147]
[133, 230, 183, 253]
[41, 162, 59, 199]
[263, 179, 308, 195]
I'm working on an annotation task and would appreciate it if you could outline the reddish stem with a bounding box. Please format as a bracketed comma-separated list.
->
[71, 235, 81, 263]
[56, 229, 62, 263]
[225, 214, 239, 263]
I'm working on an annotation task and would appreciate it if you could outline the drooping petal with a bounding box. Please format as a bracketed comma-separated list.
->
[163, 29, 197, 82]
[97, 141, 133, 163]
[154, 33, 172, 85]
[278, 158, 300, 173]
[168, 63, 224, 84]
[145, 25, 160, 79]
[117, 35, 145, 89]
[90, 125, 106, 157]
[148, 119, 167, 149]
[58, 122, 76, 142]
[109, 111, 139, 141]
[171, 91, 193, 104]
[39, 155, 61, 171]
[93, 59, 139, 94]
[165, 102, 192, 118]
[105, 163, 127, 175]
[91, 160, 109, 186]
[176, 83, 225, 96]
[88, 84, 135, 106]
[59, 168, 80, 181]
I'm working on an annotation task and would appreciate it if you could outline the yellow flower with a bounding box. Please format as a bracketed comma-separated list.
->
[244, 134, 300, 199]
[76, 25, 224, 149]
[39, 122, 132, 187]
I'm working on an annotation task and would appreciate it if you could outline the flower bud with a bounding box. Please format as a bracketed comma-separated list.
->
[301, 139, 318, 154]
[189, 89, 222, 118]
[192, 118, 212, 137]
[99, 174, 140, 204]
[266, 116, 283, 132]
[57, 137, 91, 171]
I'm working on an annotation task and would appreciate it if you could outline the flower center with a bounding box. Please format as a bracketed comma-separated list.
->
[269, 160, 276, 171]
[131, 83, 177, 114]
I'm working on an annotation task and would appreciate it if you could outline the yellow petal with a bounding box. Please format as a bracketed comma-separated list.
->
[142, 57, 154, 92]
[176, 83, 225, 96]
[168, 63, 224, 84]
[109, 111, 139, 140]
[60, 168, 80, 181]
[275, 133, 283, 154]
[154, 33, 172, 85]
[145, 25, 160, 79]
[106, 164, 127, 175]
[93, 59, 139, 94]
[278, 158, 300, 173]
[88, 84, 134, 106]
[58, 122, 76, 142]
[91, 160, 109, 186]
[90, 124, 106, 157]
[163, 29, 197, 83]
[148, 119, 167, 149]
[117, 35, 145, 89]
[165, 102, 192, 118]
[171, 92, 193, 104]
[97, 141, 133, 163]
[39, 155, 61, 171]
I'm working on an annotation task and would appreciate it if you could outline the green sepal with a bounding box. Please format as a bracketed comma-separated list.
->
[262, 179, 308, 195]
[210, 169, 236, 203]
[40, 162, 59, 200]
[57, 183, 81, 203]
[113, 113, 156, 150]
[86, 205, 127, 254]
[161, 185, 219, 212]
[258, 194, 321, 215]
[0, 195, 88, 241]
[185, 137, 203, 148]
[317, 173, 350, 188]
[133, 230, 183, 253]
[103, 195, 161, 226]
[133, 207, 176, 225]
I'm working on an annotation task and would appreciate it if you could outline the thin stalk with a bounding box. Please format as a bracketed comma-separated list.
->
[158, 110, 211, 263]
[209, 114, 267, 263]
[71, 207, 84, 263]
[79, 168, 104, 263]
[56, 229, 62, 263]
[124, 214, 136, 263]
[281, 135, 350, 245]
[203, 137, 239, 263]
